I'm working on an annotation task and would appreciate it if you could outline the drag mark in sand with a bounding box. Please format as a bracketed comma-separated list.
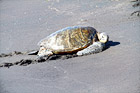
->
[0, 52, 78, 68]
[131, 0, 140, 16]
[0, 41, 120, 68]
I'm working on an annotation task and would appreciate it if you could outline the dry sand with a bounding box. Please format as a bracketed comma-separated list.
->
[0, 0, 140, 93]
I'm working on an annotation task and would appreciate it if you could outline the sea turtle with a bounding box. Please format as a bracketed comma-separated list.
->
[37, 26, 109, 57]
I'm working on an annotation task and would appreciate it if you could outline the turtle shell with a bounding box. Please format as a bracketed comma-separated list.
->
[38, 26, 98, 54]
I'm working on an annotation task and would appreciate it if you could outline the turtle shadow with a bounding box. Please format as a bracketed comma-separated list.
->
[104, 40, 120, 50]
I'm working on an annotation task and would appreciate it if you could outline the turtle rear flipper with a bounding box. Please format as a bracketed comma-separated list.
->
[27, 50, 39, 55]
[37, 47, 53, 57]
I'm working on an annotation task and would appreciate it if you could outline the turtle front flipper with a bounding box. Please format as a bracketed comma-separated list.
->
[76, 42, 105, 56]
[37, 47, 53, 57]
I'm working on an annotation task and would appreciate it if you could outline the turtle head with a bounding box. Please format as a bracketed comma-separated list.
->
[97, 32, 109, 43]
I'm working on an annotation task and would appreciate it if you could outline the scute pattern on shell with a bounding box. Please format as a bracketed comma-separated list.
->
[38, 26, 98, 54]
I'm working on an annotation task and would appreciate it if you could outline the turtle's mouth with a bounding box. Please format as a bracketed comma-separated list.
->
[99, 37, 107, 43]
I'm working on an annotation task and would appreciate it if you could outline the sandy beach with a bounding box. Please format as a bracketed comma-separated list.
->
[0, 0, 140, 93]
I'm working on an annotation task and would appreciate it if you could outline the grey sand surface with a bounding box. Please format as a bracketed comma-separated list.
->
[0, 0, 140, 93]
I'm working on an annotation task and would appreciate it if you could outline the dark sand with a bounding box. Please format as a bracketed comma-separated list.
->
[0, 0, 140, 93]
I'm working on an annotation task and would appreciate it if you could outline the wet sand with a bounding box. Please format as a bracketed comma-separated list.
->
[0, 0, 140, 93]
